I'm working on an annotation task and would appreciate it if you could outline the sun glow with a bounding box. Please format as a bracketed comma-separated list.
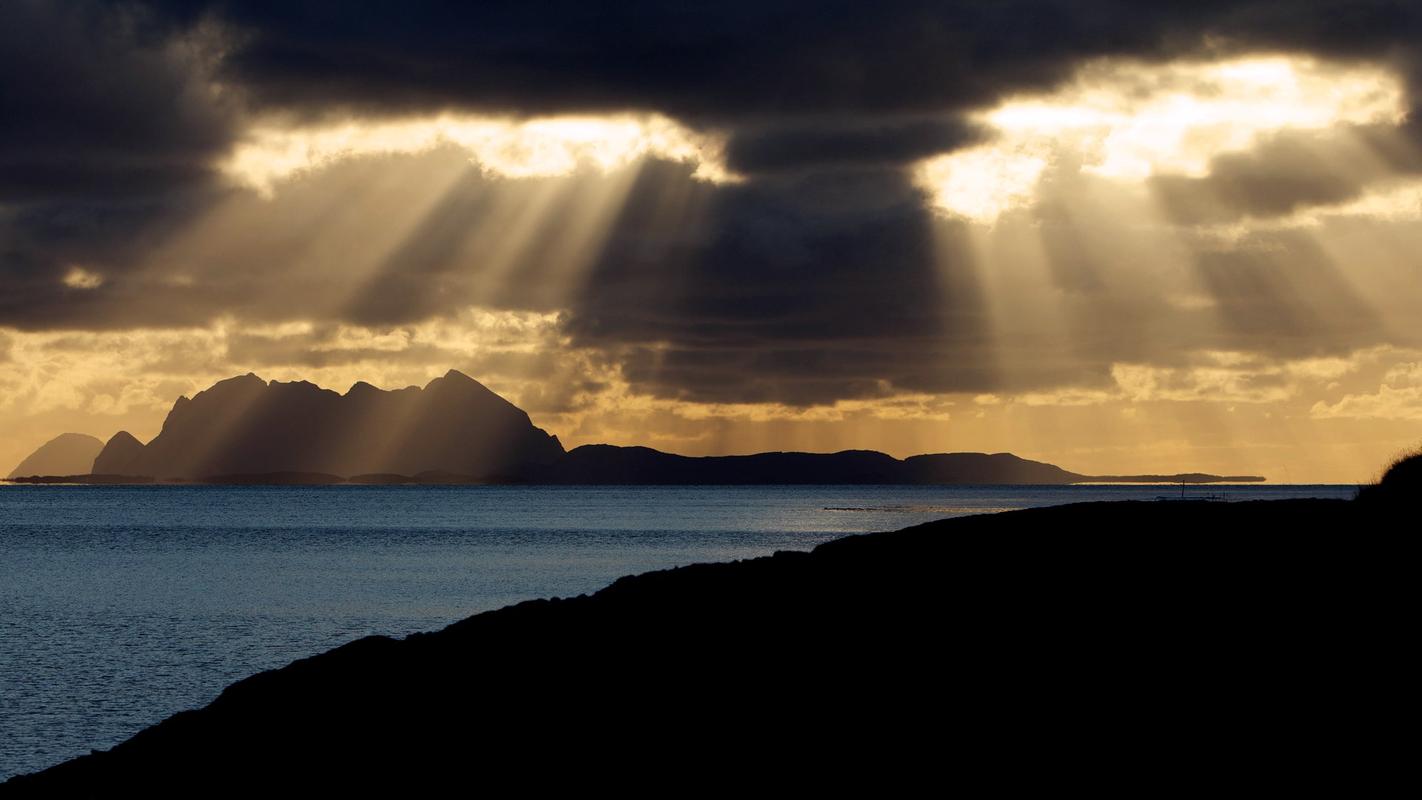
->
[61, 266, 105, 290]
[224, 113, 732, 196]
[917, 142, 1050, 225]
[920, 55, 1406, 222]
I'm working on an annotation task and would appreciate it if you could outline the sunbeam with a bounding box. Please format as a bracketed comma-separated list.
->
[918, 55, 1405, 223]
[223, 113, 733, 196]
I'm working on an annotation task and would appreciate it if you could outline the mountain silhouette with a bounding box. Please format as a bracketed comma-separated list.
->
[90, 370, 564, 481]
[6, 433, 103, 479]
[91, 430, 145, 475]
[70, 371, 1262, 484]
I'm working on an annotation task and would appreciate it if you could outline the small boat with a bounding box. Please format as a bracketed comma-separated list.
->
[1156, 484, 1225, 502]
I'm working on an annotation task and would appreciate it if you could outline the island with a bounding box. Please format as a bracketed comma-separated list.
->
[6, 371, 1264, 485]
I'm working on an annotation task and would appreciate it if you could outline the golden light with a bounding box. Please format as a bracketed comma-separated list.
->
[10, 55, 1422, 485]
[917, 142, 1050, 225]
[919, 55, 1406, 222]
[223, 112, 732, 196]
[62, 267, 105, 290]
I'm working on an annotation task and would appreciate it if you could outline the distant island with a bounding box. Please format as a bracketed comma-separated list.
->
[6, 370, 1265, 485]
[5, 433, 104, 480]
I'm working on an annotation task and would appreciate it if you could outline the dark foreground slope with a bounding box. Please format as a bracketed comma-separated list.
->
[4, 497, 1407, 796]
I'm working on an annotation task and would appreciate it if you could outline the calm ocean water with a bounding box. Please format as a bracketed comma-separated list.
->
[0, 483, 1353, 778]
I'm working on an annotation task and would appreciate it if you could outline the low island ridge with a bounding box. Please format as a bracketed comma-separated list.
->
[6, 371, 1264, 485]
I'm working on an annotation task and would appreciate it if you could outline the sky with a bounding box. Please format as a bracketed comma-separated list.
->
[4, 1, 1422, 482]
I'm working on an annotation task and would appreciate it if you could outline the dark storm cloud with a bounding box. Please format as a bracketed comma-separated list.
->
[139, 1, 1233, 119]
[8, 0, 1422, 404]
[1, 1, 233, 196]
[0, 187, 223, 329]
[563, 162, 1004, 404]
[222, 332, 450, 371]
[1211, 1, 1422, 63]
[1150, 124, 1422, 224]
[724, 118, 984, 174]
[0, 0, 234, 327]
[0, 151, 1011, 403]
[1190, 231, 1387, 355]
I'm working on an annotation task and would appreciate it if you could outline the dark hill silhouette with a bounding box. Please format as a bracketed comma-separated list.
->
[55, 371, 1263, 484]
[903, 451, 1079, 483]
[3, 495, 1404, 794]
[528, 443, 1260, 484]
[535, 444, 907, 483]
[90, 430, 144, 475]
[5, 474, 154, 485]
[89, 370, 565, 481]
[1355, 449, 1422, 504]
[6, 433, 103, 479]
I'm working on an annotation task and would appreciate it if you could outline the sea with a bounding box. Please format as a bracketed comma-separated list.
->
[0, 482, 1354, 779]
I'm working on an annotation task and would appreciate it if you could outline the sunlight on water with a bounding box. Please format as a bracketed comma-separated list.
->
[0, 483, 1352, 777]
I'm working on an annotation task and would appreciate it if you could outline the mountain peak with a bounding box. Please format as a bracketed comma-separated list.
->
[14, 370, 1259, 485]
[432, 369, 488, 391]
[98, 370, 564, 479]
[198, 373, 267, 396]
[107, 430, 142, 446]
[7, 433, 105, 479]
[92, 431, 148, 476]
[427, 369, 505, 405]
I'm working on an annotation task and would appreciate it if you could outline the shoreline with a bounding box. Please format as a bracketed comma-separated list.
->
[4, 474, 1278, 487]
[4, 495, 1403, 793]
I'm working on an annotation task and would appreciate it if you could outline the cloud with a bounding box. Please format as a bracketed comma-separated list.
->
[1312, 361, 1422, 420]
[151, 2, 1237, 118]
[724, 118, 982, 174]
[8, 0, 1422, 415]
[0, 308, 591, 416]
[62, 267, 105, 290]
[1151, 124, 1422, 224]
[14, 140, 1409, 406]
[560, 164, 1005, 404]
[0, 2, 234, 198]
[1187, 230, 1387, 356]
[922, 55, 1407, 222]
[223, 113, 731, 196]
[0, 0, 236, 330]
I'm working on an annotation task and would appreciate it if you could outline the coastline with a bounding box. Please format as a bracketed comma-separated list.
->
[4, 495, 1404, 794]
[2, 470, 1268, 486]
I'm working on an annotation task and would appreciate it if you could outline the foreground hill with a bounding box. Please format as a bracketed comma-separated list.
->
[5, 434, 103, 479]
[89, 370, 565, 480]
[4, 492, 1404, 794]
